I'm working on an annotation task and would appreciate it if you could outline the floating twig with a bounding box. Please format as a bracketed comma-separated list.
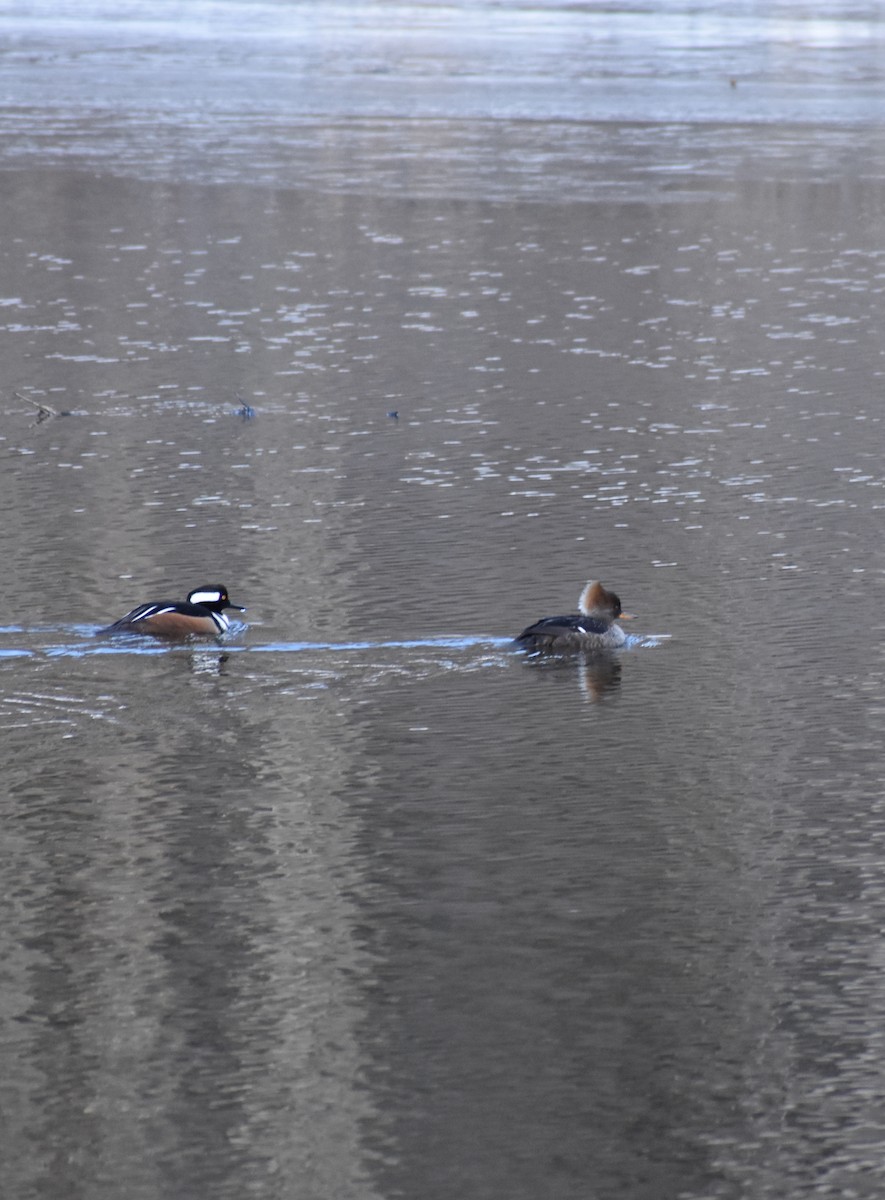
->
[16, 392, 61, 426]
[235, 392, 256, 420]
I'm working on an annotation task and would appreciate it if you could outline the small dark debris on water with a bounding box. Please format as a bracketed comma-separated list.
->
[235, 394, 256, 420]
[17, 392, 72, 426]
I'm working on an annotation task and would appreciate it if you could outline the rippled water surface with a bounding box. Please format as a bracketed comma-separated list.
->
[3, 3, 885, 1198]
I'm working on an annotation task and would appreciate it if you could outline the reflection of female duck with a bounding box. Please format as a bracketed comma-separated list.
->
[514, 581, 634, 653]
[103, 585, 246, 638]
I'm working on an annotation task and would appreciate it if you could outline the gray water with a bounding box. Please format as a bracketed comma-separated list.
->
[3, 3, 885, 1197]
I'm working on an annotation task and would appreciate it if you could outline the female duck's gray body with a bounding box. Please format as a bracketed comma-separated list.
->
[514, 580, 634, 654]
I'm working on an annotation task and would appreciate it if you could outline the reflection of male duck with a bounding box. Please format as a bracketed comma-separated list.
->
[514, 581, 634, 654]
[103, 585, 246, 638]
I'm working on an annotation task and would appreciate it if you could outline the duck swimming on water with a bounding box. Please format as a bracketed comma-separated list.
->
[102, 584, 246, 638]
[514, 580, 635, 654]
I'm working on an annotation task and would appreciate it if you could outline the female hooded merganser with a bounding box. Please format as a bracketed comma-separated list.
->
[514, 580, 634, 654]
[103, 584, 246, 638]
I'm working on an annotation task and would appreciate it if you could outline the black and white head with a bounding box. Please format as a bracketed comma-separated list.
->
[187, 585, 246, 613]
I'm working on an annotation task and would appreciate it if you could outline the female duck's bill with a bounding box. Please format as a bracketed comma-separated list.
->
[513, 580, 635, 654]
[102, 584, 246, 638]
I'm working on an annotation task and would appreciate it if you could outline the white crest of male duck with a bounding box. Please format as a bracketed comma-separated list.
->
[103, 584, 246, 638]
[514, 580, 635, 653]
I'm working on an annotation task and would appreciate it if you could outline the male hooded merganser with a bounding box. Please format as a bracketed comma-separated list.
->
[103, 584, 246, 638]
[514, 580, 635, 653]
